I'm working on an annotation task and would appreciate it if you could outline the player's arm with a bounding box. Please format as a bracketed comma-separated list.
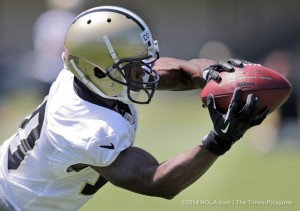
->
[91, 88, 268, 199]
[154, 57, 246, 91]
[154, 57, 215, 90]
[91, 144, 218, 199]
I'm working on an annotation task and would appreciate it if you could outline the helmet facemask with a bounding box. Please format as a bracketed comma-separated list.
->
[107, 52, 160, 104]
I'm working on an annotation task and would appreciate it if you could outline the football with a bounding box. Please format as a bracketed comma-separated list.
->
[200, 63, 292, 114]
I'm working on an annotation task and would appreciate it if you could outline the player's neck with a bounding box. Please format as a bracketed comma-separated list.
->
[73, 77, 117, 108]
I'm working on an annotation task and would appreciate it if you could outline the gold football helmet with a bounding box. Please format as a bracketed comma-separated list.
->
[63, 6, 160, 104]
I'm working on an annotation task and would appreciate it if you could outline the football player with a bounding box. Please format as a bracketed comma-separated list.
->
[0, 6, 268, 211]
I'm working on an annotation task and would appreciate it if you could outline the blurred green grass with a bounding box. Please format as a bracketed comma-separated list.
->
[1, 90, 299, 211]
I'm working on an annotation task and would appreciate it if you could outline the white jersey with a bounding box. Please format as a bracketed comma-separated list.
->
[0, 69, 138, 210]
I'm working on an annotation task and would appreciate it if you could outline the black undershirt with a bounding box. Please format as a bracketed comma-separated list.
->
[73, 77, 131, 116]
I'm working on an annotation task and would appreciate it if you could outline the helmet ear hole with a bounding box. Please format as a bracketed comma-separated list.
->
[94, 67, 106, 78]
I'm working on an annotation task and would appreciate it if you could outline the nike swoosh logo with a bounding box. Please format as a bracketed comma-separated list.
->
[221, 122, 231, 133]
[99, 143, 115, 150]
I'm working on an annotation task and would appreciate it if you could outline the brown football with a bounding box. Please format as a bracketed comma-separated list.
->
[201, 63, 292, 114]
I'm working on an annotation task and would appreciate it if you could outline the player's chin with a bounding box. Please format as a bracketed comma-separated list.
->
[128, 84, 142, 92]
[130, 87, 141, 92]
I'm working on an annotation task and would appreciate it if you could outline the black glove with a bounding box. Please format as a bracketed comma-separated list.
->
[202, 59, 246, 82]
[202, 88, 269, 156]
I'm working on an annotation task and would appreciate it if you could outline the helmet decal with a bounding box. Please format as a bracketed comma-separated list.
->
[140, 30, 152, 45]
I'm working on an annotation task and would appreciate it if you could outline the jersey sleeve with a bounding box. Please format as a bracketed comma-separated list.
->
[85, 133, 132, 167]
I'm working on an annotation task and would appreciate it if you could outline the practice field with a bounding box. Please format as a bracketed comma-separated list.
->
[81, 91, 300, 211]
[1, 90, 299, 211]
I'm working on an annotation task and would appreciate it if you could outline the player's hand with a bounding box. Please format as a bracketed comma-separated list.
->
[202, 59, 249, 82]
[202, 87, 269, 155]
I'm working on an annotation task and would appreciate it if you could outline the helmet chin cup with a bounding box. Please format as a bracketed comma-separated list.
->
[118, 89, 140, 104]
